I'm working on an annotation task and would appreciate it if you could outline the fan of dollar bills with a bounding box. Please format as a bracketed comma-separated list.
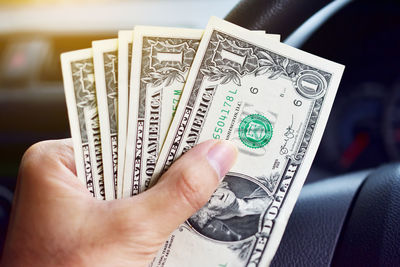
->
[61, 17, 344, 266]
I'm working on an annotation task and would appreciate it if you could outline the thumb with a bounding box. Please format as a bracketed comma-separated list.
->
[131, 139, 237, 238]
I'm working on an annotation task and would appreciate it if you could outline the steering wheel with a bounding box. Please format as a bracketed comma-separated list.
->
[225, 1, 400, 266]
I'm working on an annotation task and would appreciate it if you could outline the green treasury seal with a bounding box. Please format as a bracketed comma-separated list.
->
[239, 114, 273, 148]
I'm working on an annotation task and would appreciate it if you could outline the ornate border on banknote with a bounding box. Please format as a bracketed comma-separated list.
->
[132, 36, 200, 194]
[157, 29, 335, 266]
[162, 30, 331, 169]
[71, 58, 97, 196]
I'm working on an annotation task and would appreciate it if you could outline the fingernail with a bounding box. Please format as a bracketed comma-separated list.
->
[207, 141, 238, 180]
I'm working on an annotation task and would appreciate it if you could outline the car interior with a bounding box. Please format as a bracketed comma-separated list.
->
[0, 0, 399, 265]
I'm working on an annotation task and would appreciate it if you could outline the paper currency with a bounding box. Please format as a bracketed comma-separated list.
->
[117, 30, 133, 199]
[122, 27, 281, 198]
[151, 17, 344, 266]
[93, 39, 119, 200]
[60, 16, 344, 266]
[122, 27, 203, 197]
[61, 49, 106, 200]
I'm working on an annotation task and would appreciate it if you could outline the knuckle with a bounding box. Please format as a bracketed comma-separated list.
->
[23, 140, 55, 160]
[175, 167, 207, 212]
[22, 141, 47, 165]
[20, 141, 56, 176]
[23, 141, 44, 159]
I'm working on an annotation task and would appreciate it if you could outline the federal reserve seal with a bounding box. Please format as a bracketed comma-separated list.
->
[239, 114, 273, 149]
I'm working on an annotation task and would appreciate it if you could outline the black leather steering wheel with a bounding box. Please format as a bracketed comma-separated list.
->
[225, 1, 400, 266]
[225, 0, 335, 41]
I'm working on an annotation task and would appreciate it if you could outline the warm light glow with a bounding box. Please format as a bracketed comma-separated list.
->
[0, 0, 110, 7]
[0, 0, 241, 33]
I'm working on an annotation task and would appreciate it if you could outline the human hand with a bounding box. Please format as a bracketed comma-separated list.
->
[1, 139, 237, 267]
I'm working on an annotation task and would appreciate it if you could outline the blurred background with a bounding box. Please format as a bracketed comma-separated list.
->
[0, 0, 399, 190]
[0, 0, 241, 190]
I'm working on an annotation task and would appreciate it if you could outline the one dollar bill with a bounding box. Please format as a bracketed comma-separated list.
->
[123, 27, 203, 197]
[117, 30, 133, 199]
[93, 39, 119, 200]
[123, 27, 280, 197]
[61, 49, 106, 200]
[151, 17, 344, 266]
